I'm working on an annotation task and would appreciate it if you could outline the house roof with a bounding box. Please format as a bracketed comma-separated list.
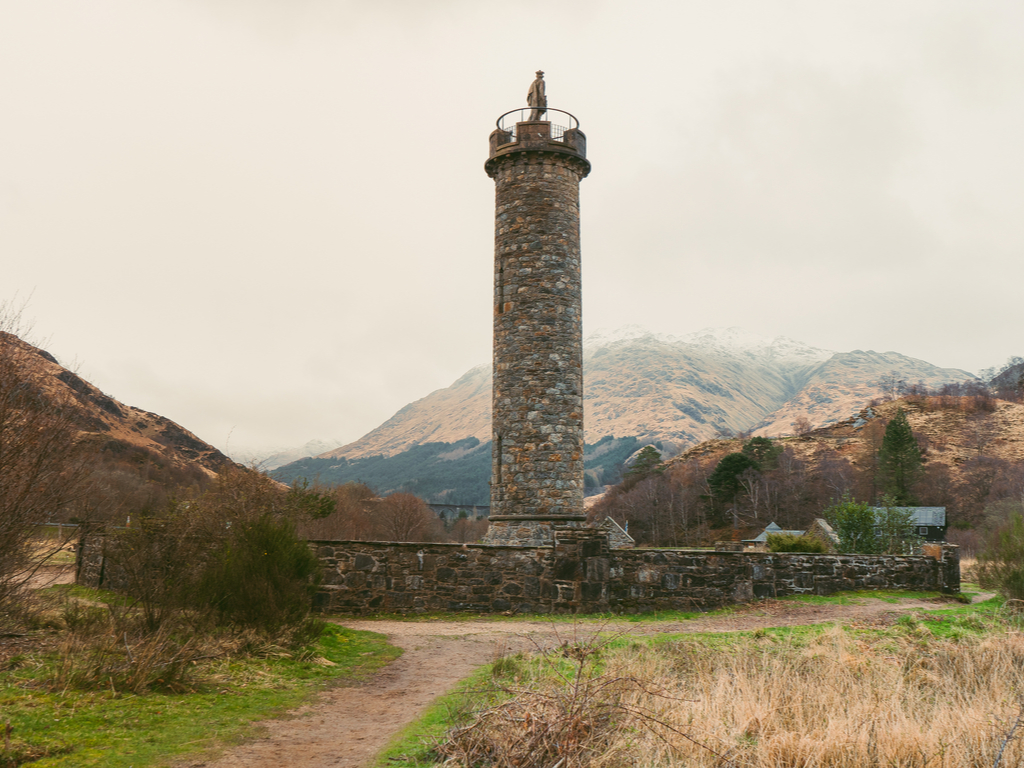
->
[744, 522, 805, 543]
[868, 507, 947, 526]
[599, 516, 636, 545]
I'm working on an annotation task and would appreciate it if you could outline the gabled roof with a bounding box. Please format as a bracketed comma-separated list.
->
[744, 522, 805, 543]
[599, 516, 636, 546]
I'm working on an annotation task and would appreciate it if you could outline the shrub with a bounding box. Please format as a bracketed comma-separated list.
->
[978, 512, 1024, 602]
[874, 499, 922, 555]
[194, 514, 322, 634]
[101, 469, 325, 638]
[0, 325, 92, 622]
[766, 533, 829, 553]
[823, 495, 879, 554]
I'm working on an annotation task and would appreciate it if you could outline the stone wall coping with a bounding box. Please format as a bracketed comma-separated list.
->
[306, 539, 553, 552]
[631, 548, 948, 560]
[490, 515, 588, 522]
[307, 540, 954, 565]
[307, 539, 956, 561]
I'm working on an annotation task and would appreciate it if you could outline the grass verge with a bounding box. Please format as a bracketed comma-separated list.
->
[0, 589, 401, 767]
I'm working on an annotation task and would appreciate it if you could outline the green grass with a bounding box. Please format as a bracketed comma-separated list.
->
[0, 617, 401, 767]
[372, 664, 502, 768]
[40, 583, 134, 607]
[776, 589, 945, 605]
[339, 602, 743, 625]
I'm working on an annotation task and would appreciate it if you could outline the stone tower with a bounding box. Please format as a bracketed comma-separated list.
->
[483, 78, 591, 546]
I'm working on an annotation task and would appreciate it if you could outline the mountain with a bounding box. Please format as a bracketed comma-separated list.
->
[322, 364, 491, 460]
[272, 327, 975, 504]
[591, 394, 1024, 544]
[2, 330, 234, 481]
[270, 434, 644, 504]
[749, 349, 979, 437]
[317, 326, 973, 462]
[253, 438, 345, 471]
[671, 396, 1024, 474]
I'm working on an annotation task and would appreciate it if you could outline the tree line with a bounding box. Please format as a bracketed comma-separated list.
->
[591, 395, 1024, 556]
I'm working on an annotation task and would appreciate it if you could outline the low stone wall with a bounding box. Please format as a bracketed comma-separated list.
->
[75, 527, 959, 615]
[311, 530, 960, 615]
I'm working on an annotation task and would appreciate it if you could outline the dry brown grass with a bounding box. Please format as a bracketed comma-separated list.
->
[613, 628, 1024, 767]
[438, 624, 1024, 768]
[962, 556, 981, 584]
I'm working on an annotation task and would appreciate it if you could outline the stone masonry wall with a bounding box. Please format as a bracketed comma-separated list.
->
[311, 531, 960, 616]
[487, 136, 591, 536]
[75, 529, 960, 616]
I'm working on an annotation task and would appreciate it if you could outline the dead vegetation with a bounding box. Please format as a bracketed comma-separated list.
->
[433, 628, 724, 768]
[433, 617, 1024, 768]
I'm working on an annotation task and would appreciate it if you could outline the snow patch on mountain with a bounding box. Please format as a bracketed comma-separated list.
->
[291, 326, 973, 465]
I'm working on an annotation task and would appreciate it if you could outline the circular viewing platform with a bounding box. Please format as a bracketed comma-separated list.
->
[486, 106, 588, 174]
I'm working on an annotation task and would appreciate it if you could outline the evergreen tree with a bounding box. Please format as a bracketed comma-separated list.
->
[621, 445, 664, 491]
[627, 446, 663, 476]
[876, 408, 923, 505]
[741, 436, 782, 469]
[708, 452, 760, 504]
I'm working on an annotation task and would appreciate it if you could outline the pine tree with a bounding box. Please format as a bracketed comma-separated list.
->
[621, 446, 664, 490]
[876, 408, 923, 505]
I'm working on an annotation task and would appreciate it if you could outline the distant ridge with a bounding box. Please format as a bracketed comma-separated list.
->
[311, 326, 973, 463]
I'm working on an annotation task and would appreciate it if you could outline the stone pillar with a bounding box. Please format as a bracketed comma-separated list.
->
[483, 116, 591, 546]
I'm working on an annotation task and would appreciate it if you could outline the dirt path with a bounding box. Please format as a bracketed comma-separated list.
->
[181, 594, 980, 768]
[23, 563, 75, 590]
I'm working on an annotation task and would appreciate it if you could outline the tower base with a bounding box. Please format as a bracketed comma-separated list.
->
[484, 516, 587, 547]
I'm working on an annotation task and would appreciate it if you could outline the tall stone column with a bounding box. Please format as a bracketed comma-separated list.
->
[483, 108, 591, 546]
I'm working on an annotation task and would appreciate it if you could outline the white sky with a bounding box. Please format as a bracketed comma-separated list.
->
[3, 0, 1023, 457]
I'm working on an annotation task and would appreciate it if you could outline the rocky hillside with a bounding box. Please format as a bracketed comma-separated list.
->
[672, 396, 1024, 483]
[991, 360, 1024, 395]
[317, 326, 974, 462]
[2, 331, 234, 478]
[320, 364, 491, 461]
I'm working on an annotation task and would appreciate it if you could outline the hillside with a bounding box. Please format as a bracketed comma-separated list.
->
[589, 394, 1024, 546]
[270, 435, 645, 505]
[1, 330, 235, 489]
[672, 396, 1024, 476]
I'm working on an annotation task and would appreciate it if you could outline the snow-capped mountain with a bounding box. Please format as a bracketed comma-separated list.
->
[312, 326, 973, 462]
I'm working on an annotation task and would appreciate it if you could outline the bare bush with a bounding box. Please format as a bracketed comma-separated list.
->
[791, 415, 813, 435]
[295, 482, 377, 540]
[434, 629, 722, 768]
[53, 617, 205, 695]
[101, 468, 324, 638]
[0, 319, 92, 623]
[373, 492, 445, 542]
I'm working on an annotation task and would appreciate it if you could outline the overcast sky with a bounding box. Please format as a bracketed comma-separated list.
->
[3, 1, 1023, 458]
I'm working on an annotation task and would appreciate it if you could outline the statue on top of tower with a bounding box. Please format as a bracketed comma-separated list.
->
[527, 70, 547, 121]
